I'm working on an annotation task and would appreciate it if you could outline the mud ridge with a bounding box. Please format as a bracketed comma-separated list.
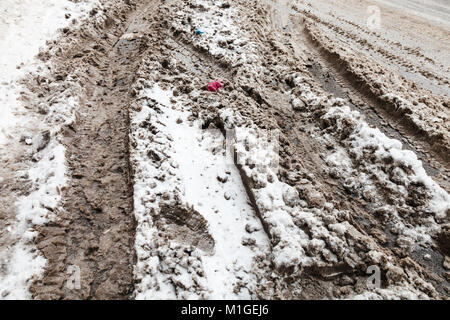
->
[301, 19, 450, 176]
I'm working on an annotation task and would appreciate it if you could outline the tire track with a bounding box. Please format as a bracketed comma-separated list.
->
[30, 0, 156, 300]
[5, 0, 446, 299]
[286, 16, 450, 194]
[300, 9, 448, 89]
[238, 0, 449, 297]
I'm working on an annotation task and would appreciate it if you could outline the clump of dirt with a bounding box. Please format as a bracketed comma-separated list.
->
[155, 205, 215, 255]
[437, 224, 450, 256]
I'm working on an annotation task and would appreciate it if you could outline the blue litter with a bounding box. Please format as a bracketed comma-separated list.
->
[195, 28, 205, 35]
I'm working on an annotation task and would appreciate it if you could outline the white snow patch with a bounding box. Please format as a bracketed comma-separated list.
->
[132, 84, 269, 299]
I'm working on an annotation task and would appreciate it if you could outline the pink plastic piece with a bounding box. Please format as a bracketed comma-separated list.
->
[207, 80, 223, 92]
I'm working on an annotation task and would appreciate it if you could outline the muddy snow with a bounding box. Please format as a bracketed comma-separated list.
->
[0, 0, 449, 300]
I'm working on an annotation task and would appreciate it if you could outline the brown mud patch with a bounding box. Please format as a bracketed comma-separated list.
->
[154, 205, 215, 255]
[29, 0, 157, 299]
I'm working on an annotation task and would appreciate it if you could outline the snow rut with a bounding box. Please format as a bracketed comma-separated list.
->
[298, 12, 450, 168]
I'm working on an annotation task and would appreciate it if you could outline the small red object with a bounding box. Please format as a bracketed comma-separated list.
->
[207, 80, 223, 92]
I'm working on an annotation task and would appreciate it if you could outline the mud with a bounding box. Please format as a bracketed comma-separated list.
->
[155, 205, 215, 255]
[299, 11, 450, 167]
[1, 0, 449, 300]
[28, 0, 152, 299]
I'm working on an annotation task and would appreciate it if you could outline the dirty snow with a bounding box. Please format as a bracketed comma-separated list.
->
[171, 0, 261, 76]
[322, 104, 449, 243]
[1, 0, 448, 301]
[131, 83, 269, 299]
[0, 144, 68, 299]
[288, 74, 449, 249]
[0, 0, 96, 300]
[0, 0, 94, 145]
